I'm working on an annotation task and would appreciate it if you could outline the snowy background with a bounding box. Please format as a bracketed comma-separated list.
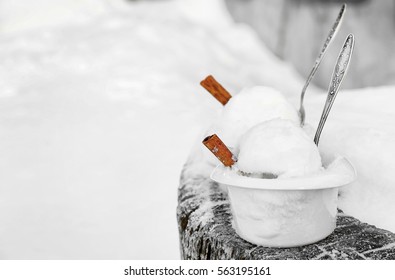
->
[0, 0, 394, 259]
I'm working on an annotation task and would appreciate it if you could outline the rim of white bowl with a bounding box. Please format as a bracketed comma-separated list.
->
[210, 156, 356, 190]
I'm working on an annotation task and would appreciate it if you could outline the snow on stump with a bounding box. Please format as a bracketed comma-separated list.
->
[177, 158, 395, 260]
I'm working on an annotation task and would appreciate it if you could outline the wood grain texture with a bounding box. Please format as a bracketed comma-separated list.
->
[200, 75, 232, 105]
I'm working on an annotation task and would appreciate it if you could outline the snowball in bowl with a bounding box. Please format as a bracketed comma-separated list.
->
[210, 86, 300, 149]
[237, 119, 322, 178]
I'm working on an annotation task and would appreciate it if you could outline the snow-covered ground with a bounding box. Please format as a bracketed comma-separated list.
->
[0, 0, 394, 259]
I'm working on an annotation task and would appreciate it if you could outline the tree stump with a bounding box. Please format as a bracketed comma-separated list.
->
[177, 154, 395, 260]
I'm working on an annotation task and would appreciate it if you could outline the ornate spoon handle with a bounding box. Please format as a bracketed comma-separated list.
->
[314, 34, 355, 146]
[299, 3, 346, 126]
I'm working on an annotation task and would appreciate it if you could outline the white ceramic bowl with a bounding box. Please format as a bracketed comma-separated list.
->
[211, 157, 356, 247]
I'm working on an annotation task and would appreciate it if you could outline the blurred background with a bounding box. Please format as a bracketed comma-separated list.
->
[2, 0, 394, 90]
[0, 0, 394, 260]
[226, 0, 395, 89]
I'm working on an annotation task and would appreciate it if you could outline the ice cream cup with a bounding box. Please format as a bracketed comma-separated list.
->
[211, 157, 356, 247]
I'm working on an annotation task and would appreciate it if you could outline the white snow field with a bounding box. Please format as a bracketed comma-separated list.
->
[0, 0, 394, 259]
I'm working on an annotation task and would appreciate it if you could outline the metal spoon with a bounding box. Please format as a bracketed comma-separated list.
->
[299, 3, 346, 126]
[314, 34, 355, 146]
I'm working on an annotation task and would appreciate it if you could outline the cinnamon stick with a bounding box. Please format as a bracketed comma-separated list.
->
[200, 75, 232, 105]
[202, 134, 235, 167]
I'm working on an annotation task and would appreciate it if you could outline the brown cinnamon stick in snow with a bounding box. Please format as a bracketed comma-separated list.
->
[203, 134, 235, 167]
[200, 75, 232, 105]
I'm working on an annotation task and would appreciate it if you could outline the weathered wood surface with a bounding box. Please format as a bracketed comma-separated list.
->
[177, 158, 395, 260]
